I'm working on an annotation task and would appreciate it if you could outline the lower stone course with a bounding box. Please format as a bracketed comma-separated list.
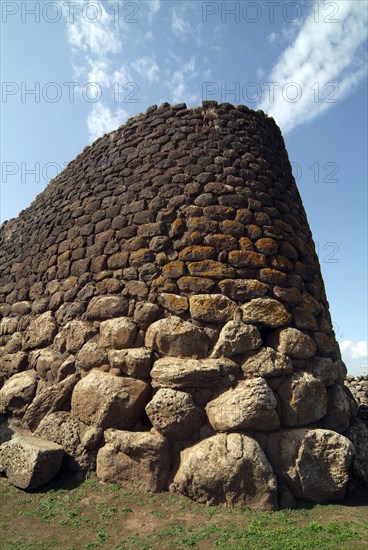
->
[0, 308, 364, 509]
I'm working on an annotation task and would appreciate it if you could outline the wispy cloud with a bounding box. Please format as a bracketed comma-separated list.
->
[63, 0, 131, 142]
[65, 2, 121, 56]
[266, 32, 278, 46]
[258, 0, 367, 133]
[170, 2, 203, 46]
[165, 56, 199, 104]
[132, 56, 160, 82]
[148, 0, 161, 16]
[87, 103, 128, 143]
[171, 5, 192, 38]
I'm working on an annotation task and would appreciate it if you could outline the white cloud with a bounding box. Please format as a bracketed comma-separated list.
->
[148, 0, 161, 15]
[258, 0, 367, 133]
[63, 0, 134, 141]
[87, 103, 128, 143]
[171, 5, 191, 38]
[170, 2, 203, 46]
[132, 56, 160, 82]
[165, 56, 199, 104]
[144, 30, 154, 42]
[65, 1, 121, 56]
[351, 341, 368, 360]
[266, 32, 278, 45]
[339, 339, 368, 360]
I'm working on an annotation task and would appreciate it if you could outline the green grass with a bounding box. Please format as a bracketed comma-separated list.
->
[0, 475, 367, 550]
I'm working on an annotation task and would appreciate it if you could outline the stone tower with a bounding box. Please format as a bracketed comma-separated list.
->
[0, 101, 365, 507]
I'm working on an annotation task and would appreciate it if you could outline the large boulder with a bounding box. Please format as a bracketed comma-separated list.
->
[241, 347, 293, 378]
[76, 342, 107, 371]
[206, 377, 280, 432]
[71, 370, 150, 429]
[218, 279, 269, 301]
[145, 388, 205, 440]
[23, 374, 80, 431]
[267, 429, 353, 502]
[189, 294, 237, 323]
[145, 316, 209, 358]
[99, 317, 138, 349]
[108, 348, 153, 378]
[96, 429, 171, 492]
[57, 320, 97, 354]
[85, 296, 129, 320]
[241, 298, 292, 328]
[0, 370, 38, 415]
[171, 433, 278, 510]
[23, 312, 57, 350]
[268, 327, 317, 359]
[344, 417, 368, 483]
[0, 431, 64, 490]
[30, 348, 64, 383]
[320, 384, 350, 433]
[277, 372, 327, 426]
[310, 356, 346, 386]
[0, 351, 28, 387]
[0, 317, 18, 336]
[150, 357, 221, 390]
[34, 411, 96, 472]
[211, 321, 261, 358]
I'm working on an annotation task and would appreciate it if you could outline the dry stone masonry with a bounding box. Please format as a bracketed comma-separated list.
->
[0, 101, 367, 506]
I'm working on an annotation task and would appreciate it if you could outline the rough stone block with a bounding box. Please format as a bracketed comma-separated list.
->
[0, 432, 64, 490]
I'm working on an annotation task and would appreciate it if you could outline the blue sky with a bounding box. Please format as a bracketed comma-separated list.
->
[1, 0, 367, 375]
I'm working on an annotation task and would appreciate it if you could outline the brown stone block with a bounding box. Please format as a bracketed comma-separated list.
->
[137, 221, 164, 238]
[187, 260, 235, 279]
[246, 224, 263, 239]
[270, 255, 294, 272]
[203, 205, 235, 221]
[260, 268, 288, 286]
[255, 238, 279, 256]
[70, 258, 91, 277]
[219, 279, 269, 301]
[107, 251, 129, 270]
[97, 278, 123, 294]
[157, 293, 189, 314]
[177, 276, 215, 294]
[162, 260, 186, 279]
[130, 248, 154, 267]
[273, 286, 301, 306]
[95, 229, 115, 247]
[293, 307, 318, 331]
[150, 276, 178, 294]
[186, 217, 218, 234]
[204, 233, 238, 251]
[58, 251, 70, 264]
[90, 255, 107, 273]
[228, 250, 267, 268]
[173, 231, 202, 250]
[179, 245, 216, 262]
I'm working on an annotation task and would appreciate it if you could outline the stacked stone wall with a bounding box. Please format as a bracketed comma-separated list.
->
[345, 376, 368, 407]
[0, 101, 366, 506]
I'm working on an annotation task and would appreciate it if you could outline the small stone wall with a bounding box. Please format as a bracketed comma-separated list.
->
[345, 376, 368, 407]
